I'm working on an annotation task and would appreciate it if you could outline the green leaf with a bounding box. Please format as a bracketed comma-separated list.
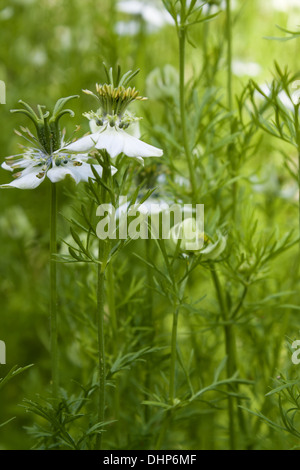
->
[0, 364, 33, 390]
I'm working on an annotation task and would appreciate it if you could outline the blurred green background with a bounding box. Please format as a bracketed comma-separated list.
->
[1, 0, 300, 450]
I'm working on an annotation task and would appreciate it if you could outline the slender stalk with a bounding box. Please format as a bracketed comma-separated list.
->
[169, 306, 179, 404]
[291, 106, 300, 283]
[107, 261, 117, 335]
[226, 0, 237, 221]
[155, 411, 170, 451]
[178, 18, 197, 198]
[155, 303, 180, 450]
[96, 241, 106, 450]
[210, 265, 236, 450]
[144, 237, 154, 424]
[95, 158, 110, 450]
[226, 0, 233, 112]
[202, 5, 213, 87]
[50, 182, 58, 398]
[295, 107, 300, 250]
[298, 150, 300, 246]
[107, 260, 120, 445]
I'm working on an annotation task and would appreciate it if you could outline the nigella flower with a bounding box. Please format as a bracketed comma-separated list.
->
[63, 69, 163, 165]
[1, 96, 116, 189]
[65, 118, 163, 165]
[1, 137, 114, 190]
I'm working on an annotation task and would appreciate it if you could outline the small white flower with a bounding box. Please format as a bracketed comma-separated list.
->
[117, 0, 173, 28]
[232, 60, 262, 78]
[1, 141, 116, 189]
[64, 121, 163, 165]
[115, 20, 140, 36]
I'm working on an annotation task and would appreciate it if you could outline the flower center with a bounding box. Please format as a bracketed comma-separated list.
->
[83, 82, 146, 131]
[95, 84, 146, 116]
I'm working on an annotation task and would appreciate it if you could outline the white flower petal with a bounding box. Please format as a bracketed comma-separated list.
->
[121, 129, 163, 158]
[1, 167, 45, 189]
[63, 134, 98, 153]
[95, 127, 125, 158]
[47, 161, 117, 184]
[47, 165, 79, 183]
[1, 162, 13, 172]
[68, 163, 104, 182]
[95, 126, 162, 159]
[64, 125, 163, 161]
[47, 162, 96, 184]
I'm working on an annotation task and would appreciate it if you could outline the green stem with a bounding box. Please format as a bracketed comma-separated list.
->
[155, 412, 170, 451]
[294, 106, 300, 264]
[107, 260, 120, 445]
[155, 304, 179, 450]
[202, 5, 212, 87]
[210, 265, 236, 450]
[178, 23, 197, 198]
[95, 241, 106, 450]
[107, 261, 117, 335]
[144, 237, 154, 424]
[226, 0, 233, 112]
[298, 150, 300, 246]
[226, 0, 237, 220]
[95, 157, 111, 450]
[169, 306, 179, 404]
[50, 183, 58, 398]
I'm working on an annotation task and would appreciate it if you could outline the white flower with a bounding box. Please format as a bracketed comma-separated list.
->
[232, 60, 262, 78]
[1, 142, 117, 189]
[117, 0, 173, 29]
[66, 75, 164, 164]
[64, 120, 163, 165]
[115, 20, 140, 36]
